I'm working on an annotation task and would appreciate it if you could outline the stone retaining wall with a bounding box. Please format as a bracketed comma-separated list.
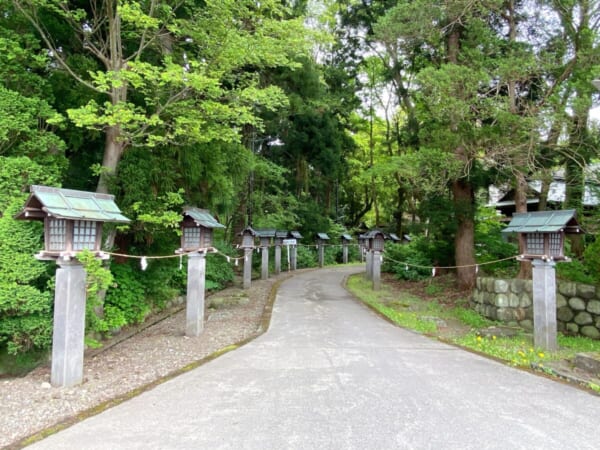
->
[471, 277, 600, 339]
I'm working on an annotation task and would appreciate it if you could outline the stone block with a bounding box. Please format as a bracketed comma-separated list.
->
[556, 293, 567, 308]
[574, 311, 593, 326]
[497, 308, 517, 321]
[519, 293, 532, 308]
[586, 300, 600, 315]
[519, 319, 533, 330]
[575, 353, 600, 374]
[495, 294, 509, 308]
[557, 306, 574, 322]
[577, 284, 596, 300]
[508, 293, 520, 308]
[494, 279, 509, 293]
[486, 278, 495, 292]
[484, 305, 497, 320]
[568, 297, 586, 311]
[566, 323, 579, 334]
[559, 282, 576, 297]
[557, 321, 566, 332]
[580, 326, 600, 340]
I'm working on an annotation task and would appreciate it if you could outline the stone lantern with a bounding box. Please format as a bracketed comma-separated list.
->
[358, 234, 368, 262]
[341, 233, 353, 264]
[364, 230, 386, 290]
[256, 229, 276, 280]
[239, 227, 257, 289]
[503, 209, 582, 351]
[315, 233, 330, 267]
[177, 207, 224, 337]
[178, 207, 224, 253]
[240, 227, 257, 250]
[15, 185, 130, 387]
[274, 231, 288, 274]
[15, 185, 130, 261]
[288, 231, 302, 270]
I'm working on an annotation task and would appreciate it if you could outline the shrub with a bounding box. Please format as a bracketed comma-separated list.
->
[382, 241, 434, 281]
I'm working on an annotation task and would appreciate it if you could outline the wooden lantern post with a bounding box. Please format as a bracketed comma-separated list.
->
[503, 209, 581, 351]
[365, 230, 386, 290]
[274, 231, 288, 275]
[177, 207, 224, 337]
[316, 233, 330, 268]
[341, 233, 353, 264]
[15, 185, 130, 387]
[239, 227, 257, 289]
[287, 231, 302, 271]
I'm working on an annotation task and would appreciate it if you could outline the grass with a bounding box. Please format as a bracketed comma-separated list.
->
[346, 273, 600, 369]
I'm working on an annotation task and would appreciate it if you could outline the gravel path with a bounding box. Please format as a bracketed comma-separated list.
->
[0, 273, 288, 449]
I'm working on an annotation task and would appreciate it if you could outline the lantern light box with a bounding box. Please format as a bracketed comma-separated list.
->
[179, 207, 224, 253]
[316, 232, 330, 245]
[240, 227, 257, 249]
[502, 209, 581, 261]
[274, 230, 288, 246]
[256, 229, 276, 247]
[341, 233, 353, 243]
[365, 229, 386, 252]
[15, 185, 130, 260]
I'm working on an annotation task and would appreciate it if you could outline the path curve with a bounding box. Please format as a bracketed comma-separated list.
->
[28, 266, 600, 449]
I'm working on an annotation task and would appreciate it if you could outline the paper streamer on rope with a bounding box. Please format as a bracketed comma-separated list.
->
[179, 254, 183, 270]
[475, 265, 479, 274]
[432, 267, 436, 277]
[226, 256, 230, 263]
[141, 257, 148, 271]
[235, 258, 239, 266]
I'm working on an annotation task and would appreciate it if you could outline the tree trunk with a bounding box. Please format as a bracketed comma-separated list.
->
[514, 172, 532, 278]
[97, 125, 126, 194]
[452, 178, 476, 289]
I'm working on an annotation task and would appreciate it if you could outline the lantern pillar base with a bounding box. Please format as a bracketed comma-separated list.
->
[342, 244, 349, 264]
[186, 252, 206, 337]
[243, 249, 253, 289]
[372, 250, 382, 290]
[274, 245, 281, 275]
[290, 246, 297, 271]
[261, 247, 269, 280]
[318, 244, 325, 268]
[365, 251, 373, 281]
[532, 259, 558, 351]
[51, 259, 87, 387]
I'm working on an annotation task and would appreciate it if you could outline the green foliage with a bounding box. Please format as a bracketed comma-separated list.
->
[104, 263, 148, 328]
[474, 208, 518, 276]
[382, 240, 436, 281]
[295, 245, 318, 269]
[0, 158, 61, 356]
[556, 259, 597, 285]
[581, 238, 600, 285]
[451, 307, 494, 329]
[205, 242, 236, 291]
[76, 250, 126, 339]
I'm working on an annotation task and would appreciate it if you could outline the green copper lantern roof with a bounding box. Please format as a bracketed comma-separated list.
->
[15, 185, 130, 223]
[502, 209, 581, 234]
[183, 207, 225, 229]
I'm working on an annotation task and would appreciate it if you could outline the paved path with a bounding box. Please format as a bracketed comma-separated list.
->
[30, 267, 600, 449]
